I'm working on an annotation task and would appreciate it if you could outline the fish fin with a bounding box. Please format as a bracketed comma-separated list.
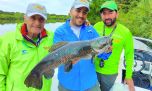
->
[49, 41, 68, 52]
[91, 52, 96, 63]
[24, 71, 43, 90]
[64, 61, 73, 72]
[43, 69, 54, 79]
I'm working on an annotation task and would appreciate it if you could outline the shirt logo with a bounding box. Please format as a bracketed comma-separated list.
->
[34, 5, 45, 11]
[113, 39, 121, 43]
[87, 30, 92, 32]
[22, 50, 27, 54]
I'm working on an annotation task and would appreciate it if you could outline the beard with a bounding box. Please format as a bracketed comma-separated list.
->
[70, 16, 85, 27]
[103, 17, 116, 27]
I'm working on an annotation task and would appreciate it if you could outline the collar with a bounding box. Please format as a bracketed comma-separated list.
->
[21, 23, 47, 38]
[21, 23, 47, 46]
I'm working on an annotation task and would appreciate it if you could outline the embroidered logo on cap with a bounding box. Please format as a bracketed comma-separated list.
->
[80, 0, 88, 3]
[34, 5, 45, 10]
[22, 50, 28, 54]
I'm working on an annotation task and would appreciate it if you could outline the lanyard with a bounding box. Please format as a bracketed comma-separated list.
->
[103, 24, 117, 37]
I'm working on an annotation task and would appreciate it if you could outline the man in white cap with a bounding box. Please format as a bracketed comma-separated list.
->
[0, 3, 54, 91]
[54, 0, 100, 91]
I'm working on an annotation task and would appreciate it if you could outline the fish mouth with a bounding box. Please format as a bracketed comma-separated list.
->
[91, 36, 113, 54]
[99, 43, 107, 49]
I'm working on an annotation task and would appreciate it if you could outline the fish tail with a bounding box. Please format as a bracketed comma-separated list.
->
[24, 71, 43, 90]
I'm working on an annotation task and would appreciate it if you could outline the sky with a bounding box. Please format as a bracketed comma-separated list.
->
[0, 0, 75, 15]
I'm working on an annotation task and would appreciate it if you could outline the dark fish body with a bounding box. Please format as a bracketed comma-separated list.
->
[24, 36, 112, 89]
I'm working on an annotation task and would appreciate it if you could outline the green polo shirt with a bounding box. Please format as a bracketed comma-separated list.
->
[94, 21, 134, 79]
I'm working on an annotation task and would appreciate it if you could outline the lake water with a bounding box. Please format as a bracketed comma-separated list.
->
[0, 22, 63, 35]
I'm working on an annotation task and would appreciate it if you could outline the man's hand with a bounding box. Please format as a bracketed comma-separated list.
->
[106, 46, 112, 53]
[124, 78, 135, 91]
[85, 20, 91, 26]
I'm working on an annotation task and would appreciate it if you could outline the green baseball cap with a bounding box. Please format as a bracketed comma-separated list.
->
[100, 1, 118, 12]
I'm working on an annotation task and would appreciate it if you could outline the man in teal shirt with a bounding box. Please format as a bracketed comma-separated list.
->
[94, 1, 135, 91]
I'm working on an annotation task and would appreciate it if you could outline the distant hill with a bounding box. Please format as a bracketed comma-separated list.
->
[0, 10, 70, 24]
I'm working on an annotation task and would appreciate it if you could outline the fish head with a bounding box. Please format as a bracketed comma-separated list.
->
[91, 36, 112, 53]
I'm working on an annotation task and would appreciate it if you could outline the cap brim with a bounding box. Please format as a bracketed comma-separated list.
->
[101, 7, 115, 11]
[27, 12, 47, 20]
[100, 7, 116, 13]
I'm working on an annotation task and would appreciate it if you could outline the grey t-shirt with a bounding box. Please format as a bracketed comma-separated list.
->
[71, 25, 81, 38]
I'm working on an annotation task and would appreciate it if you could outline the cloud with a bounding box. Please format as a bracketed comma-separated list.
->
[0, 0, 75, 15]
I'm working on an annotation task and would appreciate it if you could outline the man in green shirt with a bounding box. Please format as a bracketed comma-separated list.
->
[0, 3, 53, 91]
[94, 1, 135, 91]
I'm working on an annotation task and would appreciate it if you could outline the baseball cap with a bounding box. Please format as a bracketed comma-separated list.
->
[26, 3, 47, 20]
[71, 0, 90, 11]
[100, 1, 118, 12]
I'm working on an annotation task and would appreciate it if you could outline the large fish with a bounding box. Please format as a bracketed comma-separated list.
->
[24, 36, 112, 89]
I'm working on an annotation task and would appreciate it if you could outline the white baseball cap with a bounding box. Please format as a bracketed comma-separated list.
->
[71, 0, 90, 11]
[26, 3, 47, 20]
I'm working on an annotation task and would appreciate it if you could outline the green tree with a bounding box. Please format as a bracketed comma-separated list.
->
[88, 0, 105, 24]
[88, 0, 152, 39]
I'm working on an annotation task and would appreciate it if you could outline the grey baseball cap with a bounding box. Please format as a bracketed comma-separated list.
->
[26, 3, 47, 20]
[71, 0, 90, 11]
